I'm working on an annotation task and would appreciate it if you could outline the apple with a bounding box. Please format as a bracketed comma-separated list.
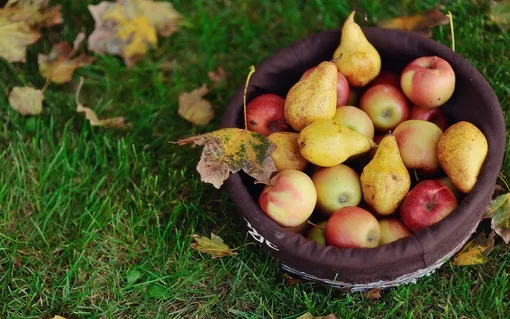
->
[312, 164, 362, 216]
[346, 88, 361, 106]
[409, 105, 448, 131]
[283, 220, 310, 234]
[400, 56, 456, 108]
[393, 120, 443, 174]
[400, 180, 458, 232]
[333, 106, 375, 140]
[379, 218, 411, 245]
[369, 70, 400, 89]
[437, 176, 462, 200]
[268, 132, 308, 172]
[258, 169, 317, 227]
[360, 84, 409, 131]
[325, 207, 381, 248]
[305, 220, 328, 246]
[301, 66, 350, 107]
[246, 94, 289, 136]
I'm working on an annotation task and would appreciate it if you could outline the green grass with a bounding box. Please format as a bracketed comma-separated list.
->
[0, 0, 509, 318]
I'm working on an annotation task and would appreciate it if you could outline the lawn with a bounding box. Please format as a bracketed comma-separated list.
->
[0, 0, 509, 318]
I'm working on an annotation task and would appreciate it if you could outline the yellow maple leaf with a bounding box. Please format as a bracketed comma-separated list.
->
[0, 18, 40, 62]
[190, 233, 237, 258]
[178, 84, 215, 126]
[451, 231, 495, 266]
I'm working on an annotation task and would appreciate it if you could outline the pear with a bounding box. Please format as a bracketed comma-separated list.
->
[284, 61, 337, 131]
[437, 121, 488, 193]
[298, 119, 376, 167]
[333, 10, 381, 88]
[361, 134, 410, 215]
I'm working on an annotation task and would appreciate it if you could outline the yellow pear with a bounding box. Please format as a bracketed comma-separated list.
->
[298, 119, 376, 167]
[284, 61, 337, 131]
[333, 10, 381, 87]
[361, 134, 410, 215]
[268, 132, 308, 172]
[437, 121, 488, 193]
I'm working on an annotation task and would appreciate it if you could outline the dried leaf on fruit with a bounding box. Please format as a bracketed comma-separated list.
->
[489, 0, 510, 29]
[8, 86, 44, 116]
[88, 0, 184, 67]
[38, 33, 95, 84]
[3, 0, 63, 28]
[178, 84, 215, 126]
[377, 6, 449, 37]
[363, 288, 382, 299]
[484, 193, 510, 243]
[296, 312, 338, 319]
[208, 66, 226, 84]
[0, 18, 40, 62]
[190, 233, 237, 258]
[175, 128, 277, 189]
[75, 77, 128, 129]
[451, 231, 495, 266]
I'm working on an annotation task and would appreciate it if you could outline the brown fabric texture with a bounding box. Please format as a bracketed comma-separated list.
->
[220, 27, 506, 284]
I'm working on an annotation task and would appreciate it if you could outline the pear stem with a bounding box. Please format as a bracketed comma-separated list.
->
[243, 65, 256, 130]
[307, 220, 325, 231]
[331, 53, 343, 63]
[353, 8, 368, 22]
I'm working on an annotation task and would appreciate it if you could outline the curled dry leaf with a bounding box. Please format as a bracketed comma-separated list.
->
[4, 0, 63, 28]
[208, 66, 226, 84]
[490, 0, 510, 29]
[38, 33, 95, 84]
[363, 288, 382, 300]
[178, 84, 215, 126]
[8, 86, 44, 116]
[484, 193, 510, 243]
[175, 128, 277, 189]
[296, 312, 337, 319]
[452, 231, 495, 266]
[50, 316, 67, 319]
[88, 0, 184, 67]
[190, 233, 237, 258]
[0, 18, 40, 62]
[75, 77, 128, 129]
[377, 6, 449, 37]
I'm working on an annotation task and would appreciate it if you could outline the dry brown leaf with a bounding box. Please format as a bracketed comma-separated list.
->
[88, 0, 184, 67]
[208, 66, 226, 84]
[484, 193, 510, 243]
[283, 272, 305, 285]
[178, 84, 215, 126]
[190, 233, 237, 258]
[8, 86, 44, 115]
[38, 33, 95, 84]
[451, 231, 495, 266]
[50, 316, 67, 319]
[0, 18, 40, 62]
[296, 312, 337, 319]
[75, 77, 128, 129]
[363, 288, 382, 299]
[490, 0, 510, 29]
[175, 128, 277, 189]
[3, 0, 63, 28]
[377, 6, 449, 37]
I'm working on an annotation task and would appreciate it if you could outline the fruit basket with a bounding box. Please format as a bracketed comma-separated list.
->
[220, 26, 505, 291]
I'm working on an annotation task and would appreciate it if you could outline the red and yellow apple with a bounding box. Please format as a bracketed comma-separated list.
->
[312, 164, 362, 216]
[301, 66, 350, 107]
[305, 220, 328, 246]
[333, 106, 375, 140]
[283, 220, 310, 234]
[268, 132, 308, 172]
[378, 218, 411, 245]
[409, 105, 448, 131]
[246, 94, 289, 136]
[400, 180, 458, 232]
[360, 84, 409, 131]
[393, 120, 443, 174]
[325, 207, 381, 248]
[369, 70, 400, 89]
[400, 56, 456, 108]
[258, 169, 317, 228]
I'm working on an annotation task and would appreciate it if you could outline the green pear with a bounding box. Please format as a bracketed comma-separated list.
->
[361, 134, 410, 215]
[333, 10, 381, 87]
[298, 119, 376, 167]
[284, 61, 337, 131]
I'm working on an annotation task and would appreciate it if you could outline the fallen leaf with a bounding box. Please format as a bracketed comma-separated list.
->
[75, 77, 128, 129]
[377, 6, 449, 37]
[3, 0, 63, 28]
[50, 316, 67, 319]
[147, 284, 169, 299]
[208, 66, 226, 84]
[175, 128, 277, 189]
[363, 288, 382, 299]
[296, 312, 337, 319]
[484, 193, 510, 243]
[0, 18, 40, 62]
[126, 269, 141, 285]
[178, 84, 215, 126]
[38, 33, 95, 84]
[8, 86, 44, 115]
[490, 0, 510, 29]
[283, 272, 305, 285]
[451, 231, 495, 266]
[88, 0, 184, 67]
[190, 233, 237, 258]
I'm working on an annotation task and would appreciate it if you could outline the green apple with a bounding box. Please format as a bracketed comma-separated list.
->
[305, 220, 328, 246]
[333, 106, 375, 140]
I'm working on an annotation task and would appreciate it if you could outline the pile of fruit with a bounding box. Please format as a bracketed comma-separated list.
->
[245, 11, 489, 249]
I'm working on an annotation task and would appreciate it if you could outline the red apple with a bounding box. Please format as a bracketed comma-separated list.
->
[325, 207, 381, 248]
[360, 84, 409, 131]
[409, 105, 448, 131]
[246, 94, 289, 136]
[301, 66, 350, 107]
[369, 70, 400, 89]
[378, 218, 411, 245]
[400, 180, 458, 232]
[400, 56, 456, 108]
[258, 169, 317, 227]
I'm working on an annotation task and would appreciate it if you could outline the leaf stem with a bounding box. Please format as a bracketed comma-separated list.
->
[447, 11, 455, 52]
[243, 65, 256, 130]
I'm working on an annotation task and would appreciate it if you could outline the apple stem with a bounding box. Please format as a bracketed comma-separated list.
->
[413, 169, 420, 182]
[428, 56, 437, 68]
[353, 8, 368, 22]
[447, 11, 455, 52]
[427, 193, 438, 210]
[243, 65, 256, 131]
[307, 220, 325, 231]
